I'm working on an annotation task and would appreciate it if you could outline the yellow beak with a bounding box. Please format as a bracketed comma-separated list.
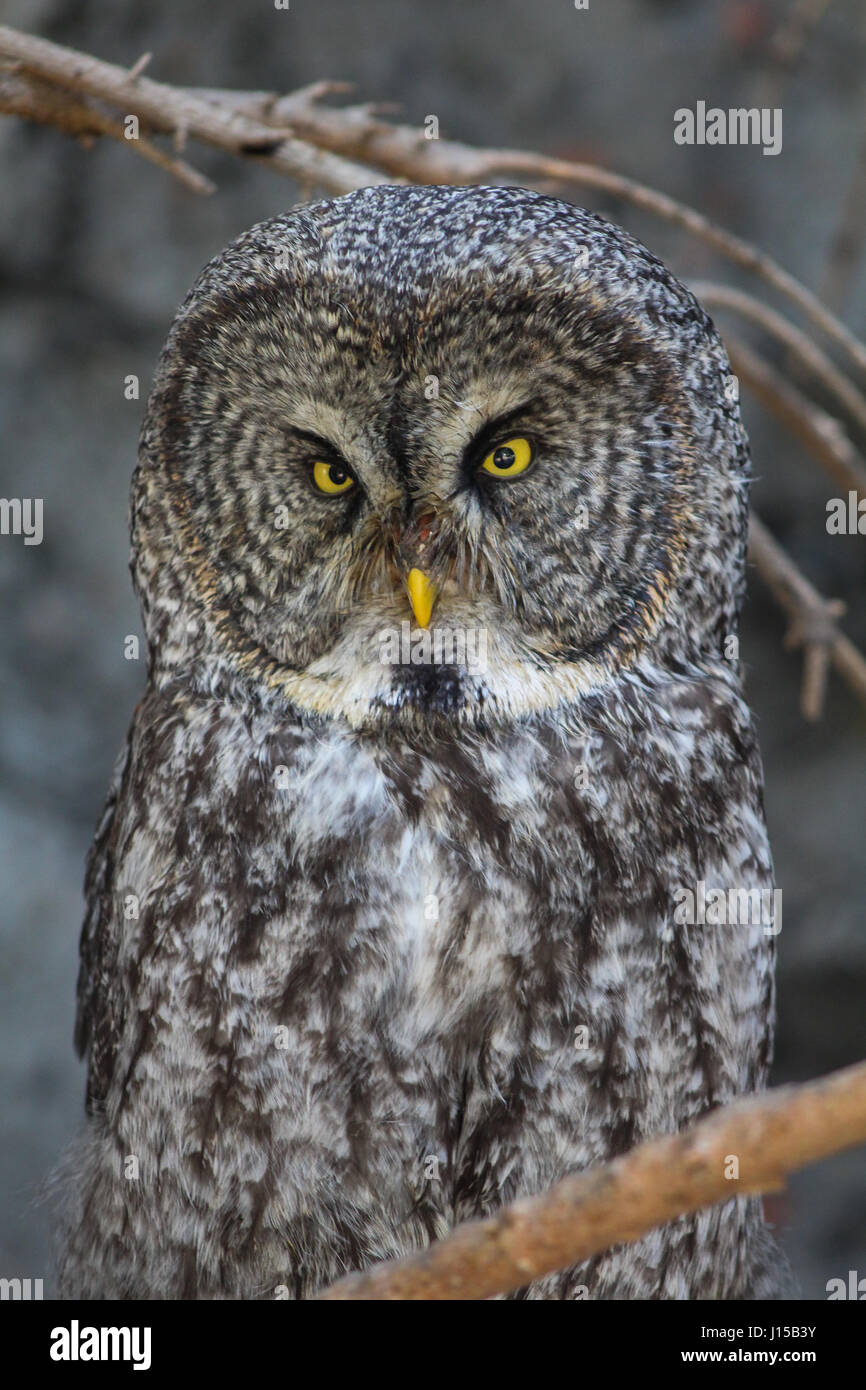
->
[407, 568, 438, 628]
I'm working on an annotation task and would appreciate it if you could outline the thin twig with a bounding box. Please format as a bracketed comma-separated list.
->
[260, 83, 866, 381]
[0, 25, 389, 194]
[694, 282, 866, 440]
[749, 514, 866, 720]
[727, 336, 866, 501]
[126, 51, 152, 83]
[725, 339, 866, 718]
[0, 68, 215, 194]
[320, 1060, 866, 1300]
[1, 25, 865, 378]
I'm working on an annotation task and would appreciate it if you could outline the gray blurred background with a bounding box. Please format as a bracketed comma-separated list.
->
[1, 0, 864, 1299]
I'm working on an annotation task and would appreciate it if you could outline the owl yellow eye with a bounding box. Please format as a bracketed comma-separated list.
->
[480, 436, 533, 478]
[312, 459, 355, 495]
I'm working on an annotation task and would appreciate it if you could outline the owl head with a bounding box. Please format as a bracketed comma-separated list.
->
[132, 185, 749, 732]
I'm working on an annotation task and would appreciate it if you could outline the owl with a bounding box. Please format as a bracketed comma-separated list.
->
[57, 184, 787, 1300]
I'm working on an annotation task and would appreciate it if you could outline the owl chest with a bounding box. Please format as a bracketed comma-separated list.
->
[257, 731, 555, 1035]
[368, 818, 534, 1028]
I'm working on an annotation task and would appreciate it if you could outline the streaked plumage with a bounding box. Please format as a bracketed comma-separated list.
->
[58, 185, 785, 1299]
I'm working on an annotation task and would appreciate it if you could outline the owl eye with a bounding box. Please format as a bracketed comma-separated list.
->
[312, 459, 355, 495]
[480, 436, 533, 478]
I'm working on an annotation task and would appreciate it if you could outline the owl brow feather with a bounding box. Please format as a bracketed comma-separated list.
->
[458, 400, 539, 470]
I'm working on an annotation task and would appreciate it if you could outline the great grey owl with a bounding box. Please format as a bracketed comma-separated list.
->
[58, 183, 784, 1300]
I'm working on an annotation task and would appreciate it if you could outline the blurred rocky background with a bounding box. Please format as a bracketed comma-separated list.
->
[1, 0, 864, 1298]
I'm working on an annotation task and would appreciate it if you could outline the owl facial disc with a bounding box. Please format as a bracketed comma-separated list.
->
[135, 185, 749, 731]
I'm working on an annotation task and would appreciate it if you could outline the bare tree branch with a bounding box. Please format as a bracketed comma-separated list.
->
[0, 67, 216, 194]
[728, 337, 866, 501]
[694, 282, 866, 441]
[0, 25, 388, 194]
[749, 514, 866, 720]
[319, 1059, 866, 1300]
[257, 83, 866, 380]
[2, 24, 866, 378]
